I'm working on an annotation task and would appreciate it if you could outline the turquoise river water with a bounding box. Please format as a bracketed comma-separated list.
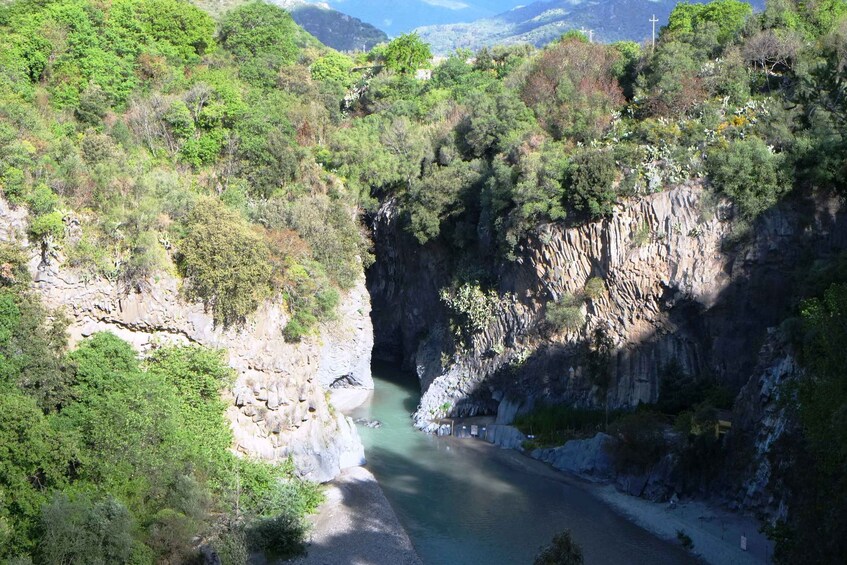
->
[348, 365, 697, 565]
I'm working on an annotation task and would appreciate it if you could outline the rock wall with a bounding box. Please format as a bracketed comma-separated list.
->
[369, 184, 847, 431]
[725, 330, 802, 519]
[1, 197, 373, 483]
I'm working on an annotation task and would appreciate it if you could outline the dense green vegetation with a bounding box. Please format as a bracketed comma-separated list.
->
[2, 0, 847, 560]
[0, 244, 321, 562]
[329, 0, 846, 282]
[0, 0, 369, 340]
[767, 283, 847, 563]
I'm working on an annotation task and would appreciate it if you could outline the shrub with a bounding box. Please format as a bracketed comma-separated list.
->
[584, 277, 606, 300]
[706, 136, 790, 219]
[534, 530, 584, 565]
[38, 494, 134, 565]
[545, 294, 584, 331]
[247, 510, 307, 560]
[281, 258, 339, 342]
[677, 529, 694, 551]
[515, 405, 610, 447]
[440, 282, 500, 337]
[28, 211, 64, 243]
[0, 242, 29, 286]
[605, 411, 667, 473]
[567, 149, 618, 218]
[179, 199, 272, 326]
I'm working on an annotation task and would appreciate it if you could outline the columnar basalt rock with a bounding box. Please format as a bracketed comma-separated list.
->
[369, 185, 847, 432]
[1, 197, 372, 483]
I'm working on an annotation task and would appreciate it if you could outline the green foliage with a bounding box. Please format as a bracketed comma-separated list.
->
[281, 258, 339, 342]
[0, 280, 322, 561]
[257, 195, 368, 289]
[440, 282, 501, 339]
[534, 529, 584, 565]
[28, 211, 64, 243]
[0, 289, 70, 412]
[521, 38, 625, 142]
[515, 405, 611, 448]
[583, 277, 606, 300]
[311, 51, 355, 88]
[545, 294, 585, 331]
[706, 137, 790, 219]
[383, 33, 432, 74]
[0, 386, 76, 556]
[38, 493, 134, 565]
[606, 410, 667, 473]
[567, 149, 619, 217]
[219, 1, 299, 86]
[179, 199, 273, 326]
[405, 159, 483, 244]
[666, 0, 752, 45]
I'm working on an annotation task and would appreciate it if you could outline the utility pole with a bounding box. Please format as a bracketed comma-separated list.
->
[650, 14, 659, 51]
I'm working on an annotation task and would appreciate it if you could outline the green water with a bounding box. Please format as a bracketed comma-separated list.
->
[349, 365, 697, 565]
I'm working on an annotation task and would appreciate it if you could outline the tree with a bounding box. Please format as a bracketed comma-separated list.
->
[665, 0, 752, 45]
[179, 199, 273, 326]
[383, 33, 432, 74]
[567, 149, 619, 218]
[534, 530, 584, 565]
[706, 136, 789, 219]
[38, 494, 134, 565]
[520, 37, 624, 141]
[219, 1, 299, 86]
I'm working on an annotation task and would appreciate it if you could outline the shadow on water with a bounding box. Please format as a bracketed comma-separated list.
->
[342, 365, 700, 565]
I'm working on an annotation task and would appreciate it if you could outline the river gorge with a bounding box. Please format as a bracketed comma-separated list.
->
[346, 365, 698, 564]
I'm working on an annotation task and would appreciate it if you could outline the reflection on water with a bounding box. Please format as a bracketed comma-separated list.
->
[349, 364, 697, 565]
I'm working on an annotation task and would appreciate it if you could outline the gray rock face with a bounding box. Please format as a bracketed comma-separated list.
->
[485, 425, 527, 450]
[369, 185, 847, 433]
[725, 330, 802, 520]
[1, 197, 371, 483]
[532, 433, 615, 481]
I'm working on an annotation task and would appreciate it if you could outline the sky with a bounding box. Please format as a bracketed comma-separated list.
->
[322, 0, 530, 35]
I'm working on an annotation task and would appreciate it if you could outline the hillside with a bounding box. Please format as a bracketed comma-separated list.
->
[2, 0, 847, 562]
[190, 0, 388, 51]
[288, 3, 387, 51]
[417, 0, 764, 53]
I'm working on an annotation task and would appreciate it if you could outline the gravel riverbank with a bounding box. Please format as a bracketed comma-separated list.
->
[287, 466, 422, 565]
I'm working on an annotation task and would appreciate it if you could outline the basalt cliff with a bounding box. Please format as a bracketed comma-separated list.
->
[369, 183, 847, 513]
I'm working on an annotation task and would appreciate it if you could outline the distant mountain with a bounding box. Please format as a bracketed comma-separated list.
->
[287, 3, 388, 51]
[191, 0, 388, 52]
[416, 0, 765, 54]
[318, 1, 525, 36]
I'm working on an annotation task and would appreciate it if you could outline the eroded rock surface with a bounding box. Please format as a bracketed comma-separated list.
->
[1, 197, 373, 483]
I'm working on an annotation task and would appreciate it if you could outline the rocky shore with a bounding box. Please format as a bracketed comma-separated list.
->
[286, 466, 422, 565]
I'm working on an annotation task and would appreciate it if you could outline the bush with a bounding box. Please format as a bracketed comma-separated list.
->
[515, 405, 610, 447]
[28, 211, 64, 243]
[584, 277, 606, 300]
[567, 149, 618, 217]
[38, 494, 134, 565]
[281, 258, 339, 342]
[606, 411, 667, 473]
[706, 137, 790, 219]
[247, 510, 307, 560]
[534, 530, 584, 565]
[440, 282, 500, 337]
[545, 294, 584, 331]
[677, 529, 694, 551]
[179, 199, 272, 326]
